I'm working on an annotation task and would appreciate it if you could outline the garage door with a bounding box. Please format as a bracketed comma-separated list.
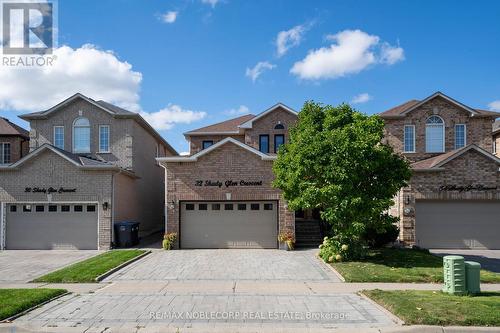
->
[416, 201, 500, 249]
[5, 203, 98, 250]
[180, 201, 277, 249]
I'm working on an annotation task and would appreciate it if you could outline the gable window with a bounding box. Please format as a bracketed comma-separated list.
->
[403, 125, 415, 153]
[454, 124, 466, 149]
[425, 115, 444, 153]
[0, 143, 11, 164]
[259, 135, 269, 153]
[202, 140, 213, 150]
[53, 126, 64, 149]
[73, 117, 90, 153]
[274, 123, 285, 130]
[99, 125, 110, 153]
[274, 134, 285, 153]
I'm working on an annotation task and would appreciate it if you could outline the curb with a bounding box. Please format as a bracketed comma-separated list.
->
[94, 250, 151, 282]
[1, 291, 70, 323]
[357, 290, 405, 325]
[315, 253, 346, 282]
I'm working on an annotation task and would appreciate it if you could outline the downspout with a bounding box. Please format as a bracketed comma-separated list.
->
[158, 161, 168, 232]
[111, 172, 115, 248]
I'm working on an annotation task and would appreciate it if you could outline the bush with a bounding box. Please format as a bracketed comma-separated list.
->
[362, 215, 400, 248]
[319, 233, 365, 262]
[162, 232, 177, 250]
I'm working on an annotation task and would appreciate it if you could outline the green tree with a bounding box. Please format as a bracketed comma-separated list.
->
[273, 101, 411, 260]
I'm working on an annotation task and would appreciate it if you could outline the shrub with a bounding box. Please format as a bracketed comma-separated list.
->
[362, 215, 400, 248]
[319, 233, 365, 262]
[162, 232, 177, 250]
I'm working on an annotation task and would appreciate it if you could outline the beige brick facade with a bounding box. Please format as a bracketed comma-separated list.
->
[0, 136, 29, 163]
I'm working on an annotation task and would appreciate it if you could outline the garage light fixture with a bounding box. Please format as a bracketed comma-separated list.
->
[168, 201, 175, 209]
[103, 202, 109, 210]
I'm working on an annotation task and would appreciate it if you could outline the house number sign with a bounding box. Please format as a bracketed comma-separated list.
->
[25, 187, 77, 193]
[195, 180, 263, 188]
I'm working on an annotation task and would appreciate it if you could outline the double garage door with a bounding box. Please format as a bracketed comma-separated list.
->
[180, 201, 278, 249]
[5, 203, 98, 250]
[416, 201, 500, 249]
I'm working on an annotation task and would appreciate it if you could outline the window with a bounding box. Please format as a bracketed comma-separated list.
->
[403, 125, 415, 153]
[263, 203, 273, 210]
[9, 205, 16, 212]
[494, 140, 497, 155]
[250, 203, 260, 210]
[274, 123, 285, 130]
[74, 205, 83, 212]
[99, 125, 110, 153]
[87, 205, 96, 212]
[186, 203, 195, 210]
[202, 140, 213, 150]
[455, 124, 466, 149]
[73, 117, 90, 153]
[425, 116, 445, 153]
[61, 205, 70, 212]
[199, 203, 208, 210]
[53, 126, 64, 149]
[35, 205, 44, 212]
[274, 134, 285, 153]
[48, 205, 57, 212]
[0, 143, 11, 164]
[259, 135, 269, 153]
[237, 203, 246, 210]
[23, 205, 32, 212]
[212, 203, 221, 210]
[224, 203, 234, 210]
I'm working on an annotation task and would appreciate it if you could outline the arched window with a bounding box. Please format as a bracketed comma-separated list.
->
[274, 123, 285, 130]
[73, 117, 90, 153]
[425, 115, 444, 153]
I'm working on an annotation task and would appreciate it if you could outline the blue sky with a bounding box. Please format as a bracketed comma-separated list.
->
[1, 0, 500, 153]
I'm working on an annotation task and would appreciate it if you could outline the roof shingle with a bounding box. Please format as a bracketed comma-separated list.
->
[0, 117, 29, 137]
[185, 114, 255, 135]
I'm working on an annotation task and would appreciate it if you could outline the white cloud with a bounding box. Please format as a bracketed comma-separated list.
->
[276, 24, 307, 57]
[245, 61, 276, 82]
[225, 105, 250, 115]
[290, 29, 404, 80]
[380, 42, 404, 65]
[139, 104, 207, 130]
[351, 93, 372, 104]
[201, 0, 219, 8]
[0, 44, 142, 111]
[161, 11, 178, 24]
[488, 100, 500, 111]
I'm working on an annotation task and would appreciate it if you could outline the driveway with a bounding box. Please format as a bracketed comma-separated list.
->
[0, 250, 100, 283]
[12, 249, 398, 331]
[430, 249, 500, 273]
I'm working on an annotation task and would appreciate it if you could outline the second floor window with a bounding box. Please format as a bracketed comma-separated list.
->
[259, 134, 269, 153]
[202, 140, 213, 150]
[99, 125, 110, 152]
[454, 124, 466, 149]
[425, 115, 444, 153]
[0, 143, 11, 164]
[403, 125, 415, 153]
[53, 126, 64, 149]
[73, 117, 90, 153]
[274, 134, 285, 153]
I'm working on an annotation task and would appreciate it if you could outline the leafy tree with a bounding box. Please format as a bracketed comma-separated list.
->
[273, 101, 411, 260]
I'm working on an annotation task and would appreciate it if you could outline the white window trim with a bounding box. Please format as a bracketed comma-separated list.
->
[53, 126, 64, 149]
[403, 125, 416, 153]
[454, 124, 466, 149]
[425, 116, 445, 153]
[0, 142, 10, 165]
[98, 125, 110, 153]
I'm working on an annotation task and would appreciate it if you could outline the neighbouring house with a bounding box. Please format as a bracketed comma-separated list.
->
[381, 91, 500, 249]
[0, 117, 30, 165]
[157, 103, 323, 249]
[0, 93, 177, 250]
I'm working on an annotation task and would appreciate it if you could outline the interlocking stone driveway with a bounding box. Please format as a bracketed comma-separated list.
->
[105, 249, 339, 281]
[0, 250, 100, 282]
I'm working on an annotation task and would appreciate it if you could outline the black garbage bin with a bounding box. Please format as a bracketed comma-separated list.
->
[114, 221, 140, 247]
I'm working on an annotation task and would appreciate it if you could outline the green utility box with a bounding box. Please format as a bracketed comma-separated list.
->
[465, 261, 481, 294]
[442, 255, 466, 295]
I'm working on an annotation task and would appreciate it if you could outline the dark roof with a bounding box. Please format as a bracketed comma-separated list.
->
[95, 100, 136, 116]
[185, 114, 255, 135]
[493, 120, 500, 134]
[50, 144, 113, 167]
[378, 100, 420, 117]
[0, 117, 29, 138]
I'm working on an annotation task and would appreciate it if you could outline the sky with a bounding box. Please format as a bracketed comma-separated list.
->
[1, 0, 500, 153]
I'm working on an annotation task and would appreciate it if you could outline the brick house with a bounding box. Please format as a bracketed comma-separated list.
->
[381, 92, 500, 249]
[0, 93, 177, 250]
[0, 117, 29, 164]
[157, 103, 321, 249]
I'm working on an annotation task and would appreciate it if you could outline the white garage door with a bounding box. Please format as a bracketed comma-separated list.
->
[180, 201, 278, 249]
[416, 201, 500, 249]
[5, 203, 98, 250]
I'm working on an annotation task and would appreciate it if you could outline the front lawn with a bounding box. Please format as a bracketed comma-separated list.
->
[364, 290, 500, 326]
[331, 248, 500, 283]
[0, 289, 67, 321]
[33, 250, 146, 283]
